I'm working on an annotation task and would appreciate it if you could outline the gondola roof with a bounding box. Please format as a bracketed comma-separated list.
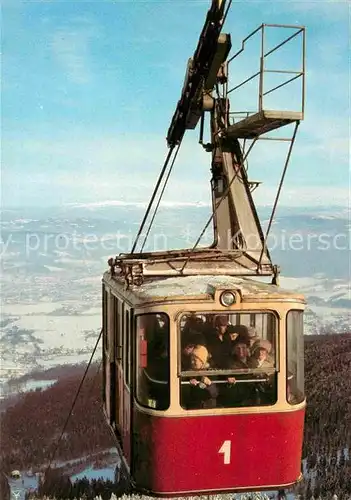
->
[103, 272, 305, 305]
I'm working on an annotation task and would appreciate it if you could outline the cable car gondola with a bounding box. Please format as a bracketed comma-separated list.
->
[102, 0, 306, 496]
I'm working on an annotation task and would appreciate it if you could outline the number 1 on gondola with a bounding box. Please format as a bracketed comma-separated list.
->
[219, 440, 231, 464]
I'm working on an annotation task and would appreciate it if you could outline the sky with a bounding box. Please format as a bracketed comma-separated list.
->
[1, 0, 350, 209]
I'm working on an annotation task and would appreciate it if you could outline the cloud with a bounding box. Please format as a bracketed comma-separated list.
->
[51, 19, 99, 84]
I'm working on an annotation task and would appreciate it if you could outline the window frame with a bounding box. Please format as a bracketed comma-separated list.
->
[113, 295, 122, 362]
[134, 312, 171, 411]
[286, 309, 305, 405]
[178, 309, 280, 377]
[102, 284, 108, 405]
[121, 301, 125, 369]
[102, 285, 109, 351]
[178, 310, 279, 410]
[125, 308, 130, 386]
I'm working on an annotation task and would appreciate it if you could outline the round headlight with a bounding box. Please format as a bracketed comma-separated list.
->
[220, 291, 236, 307]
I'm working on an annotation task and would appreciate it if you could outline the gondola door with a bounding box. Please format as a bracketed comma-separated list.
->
[113, 295, 122, 440]
[114, 297, 132, 463]
[115, 298, 123, 435]
[102, 285, 109, 418]
[102, 285, 115, 426]
[122, 305, 132, 463]
[108, 291, 117, 427]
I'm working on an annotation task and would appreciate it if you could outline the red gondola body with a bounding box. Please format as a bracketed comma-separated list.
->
[102, 274, 306, 496]
[132, 408, 305, 495]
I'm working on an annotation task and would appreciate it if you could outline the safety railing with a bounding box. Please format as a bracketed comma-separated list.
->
[226, 23, 306, 120]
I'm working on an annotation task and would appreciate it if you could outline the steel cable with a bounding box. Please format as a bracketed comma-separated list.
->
[46, 328, 102, 471]
[258, 121, 300, 267]
[130, 146, 176, 254]
[140, 142, 182, 253]
[180, 137, 258, 273]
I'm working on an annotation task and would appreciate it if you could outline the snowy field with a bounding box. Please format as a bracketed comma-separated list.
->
[9, 471, 287, 500]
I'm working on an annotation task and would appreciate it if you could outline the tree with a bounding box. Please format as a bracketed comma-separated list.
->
[0, 471, 10, 500]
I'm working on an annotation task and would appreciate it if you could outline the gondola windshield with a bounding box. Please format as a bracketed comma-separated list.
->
[180, 312, 278, 409]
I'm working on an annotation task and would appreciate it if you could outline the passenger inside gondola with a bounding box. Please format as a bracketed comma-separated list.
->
[248, 344, 274, 368]
[247, 326, 260, 347]
[223, 325, 250, 360]
[219, 358, 255, 406]
[229, 339, 251, 369]
[181, 341, 195, 371]
[181, 315, 207, 370]
[181, 345, 218, 410]
[181, 333, 206, 370]
[180, 312, 278, 408]
[225, 325, 239, 343]
[247, 341, 275, 403]
[205, 315, 231, 368]
[251, 339, 274, 365]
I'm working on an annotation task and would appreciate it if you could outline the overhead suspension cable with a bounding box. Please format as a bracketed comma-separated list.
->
[140, 142, 182, 252]
[130, 145, 177, 254]
[180, 137, 258, 274]
[46, 328, 102, 471]
[90, 359, 102, 393]
[222, 0, 232, 27]
[258, 121, 300, 268]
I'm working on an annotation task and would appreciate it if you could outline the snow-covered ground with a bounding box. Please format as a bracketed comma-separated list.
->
[279, 276, 351, 335]
[8, 461, 117, 500]
[8, 471, 283, 500]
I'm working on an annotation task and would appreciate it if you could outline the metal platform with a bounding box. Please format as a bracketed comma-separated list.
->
[225, 110, 303, 139]
[108, 247, 275, 287]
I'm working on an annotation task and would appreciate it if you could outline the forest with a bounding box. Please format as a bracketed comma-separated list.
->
[296, 333, 351, 498]
[1, 333, 350, 499]
[0, 363, 115, 471]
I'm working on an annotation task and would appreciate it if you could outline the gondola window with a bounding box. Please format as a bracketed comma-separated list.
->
[286, 310, 305, 405]
[136, 313, 170, 410]
[179, 312, 278, 409]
